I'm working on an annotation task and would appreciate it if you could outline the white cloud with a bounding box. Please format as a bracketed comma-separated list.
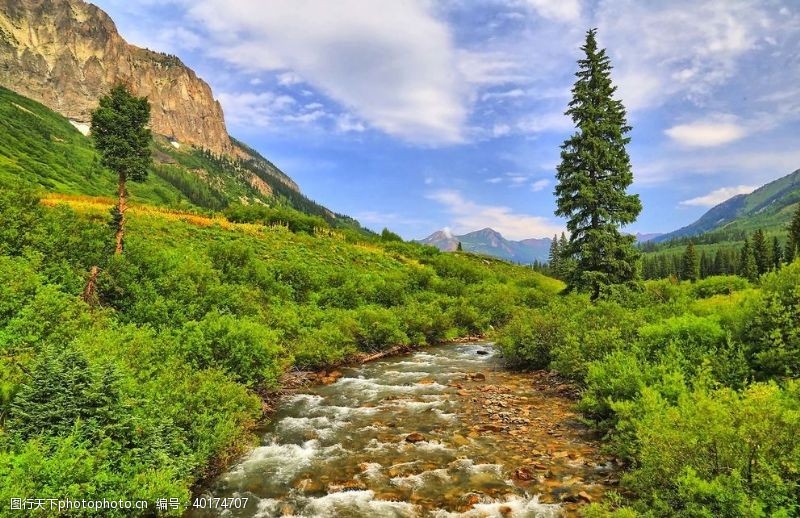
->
[665, 119, 747, 147]
[335, 113, 366, 133]
[679, 185, 757, 207]
[597, 0, 776, 111]
[486, 177, 503, 184]
[516, 110, 572, 135]
[426, 189, 563, 239]
[186, 0, 467, 144]
[481, 88, 526, 102]
[524, 0, 582, 22]
[216, 91, 296, 126]
[277, 72, 303, 86]
[530, 179, 550, 192]
[492, 123, 511, 137]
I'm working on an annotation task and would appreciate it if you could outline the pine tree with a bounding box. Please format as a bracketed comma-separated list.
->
[91, 84, 152, 255]
[548, 234, 560, 276]
[456, 241, 463, 252]
[554, 29, 642, 299]
[752, 229, 770, 275]
[739, 238, 758, 282]
[788, 204, 800, 262]
[681, 243, 699, 282]
[772, 236, 783, 270]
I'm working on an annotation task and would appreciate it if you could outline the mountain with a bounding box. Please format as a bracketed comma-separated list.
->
[635, 232, 663, 243]
[0, 0, 234, 156]
[0, 0, 364, 229]
[654, 168, 800, 243]
[419, 228, 552, 263]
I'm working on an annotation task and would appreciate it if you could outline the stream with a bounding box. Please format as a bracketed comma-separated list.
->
[188, 343, 617, 517]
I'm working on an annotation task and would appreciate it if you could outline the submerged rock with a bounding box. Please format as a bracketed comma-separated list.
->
[405, 432, 425, 443]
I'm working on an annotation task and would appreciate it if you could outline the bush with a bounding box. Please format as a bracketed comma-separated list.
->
[350, 306, 409, 352]
[495, 308, 569, 369]
[175, 312, 288, 387]
[624, 382, 800, 516]
[741, 262, 800, 378]
[692, 275, 750, 299]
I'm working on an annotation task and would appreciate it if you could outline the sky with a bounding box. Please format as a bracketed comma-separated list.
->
[93, 0, 800, 240]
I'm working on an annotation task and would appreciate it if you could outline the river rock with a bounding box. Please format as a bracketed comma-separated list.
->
[513, 467, 534, 481]
[405, 432, 425, 443]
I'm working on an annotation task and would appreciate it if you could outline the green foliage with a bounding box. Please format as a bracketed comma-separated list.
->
[175, 312, 288, 387]
[681, 243, 699, 282]
[625, 382, 800, 516]
[555, 29, 642, 299]
[741, 261, 800, 377]
[90, 85, 152, 184]
[224, 203, 328, 234]
[380, 227, 403, 242]
[691, 275, 750, 298]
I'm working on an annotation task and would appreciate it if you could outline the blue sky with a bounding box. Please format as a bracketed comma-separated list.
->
[94, 0, 800, 240]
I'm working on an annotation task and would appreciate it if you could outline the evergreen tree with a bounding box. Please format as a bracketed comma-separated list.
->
[548, 234, 560, 276]
[752, 229, 770, 275]
[456, 241, 463, 252]
[91, 84, 152, 255]
[739, 238, 758, 282]
[681, 243, 699, 282]
[554, 29, 642, 299]
[788, 204, 800, 262]
[772, 236, 783, 270]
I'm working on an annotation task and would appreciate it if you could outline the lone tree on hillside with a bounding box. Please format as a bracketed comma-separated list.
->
[554, 29, 642, 299]
[681, 242, 699, 282]
[91, 85, 152, 255]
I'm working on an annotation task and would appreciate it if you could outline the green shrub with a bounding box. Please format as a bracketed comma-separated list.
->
[741, 262, 800, 378]
[625, 382, 800, 516]
[495, 308, 569, 369]
[350, 306, 409, 352]
[175, 312, 287, 387]
[692, 275, 750, 299]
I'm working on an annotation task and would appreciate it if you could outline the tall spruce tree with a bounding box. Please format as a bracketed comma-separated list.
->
[739, 238, 758, 282]
[681, 242, 699, 282]
[788, 204, 800, 262]
[555, 29, 642, 299]
[752, 229, 770, 275]
[772, 236, 783, 270]
[91, 84, 152, 255]
[548, 234, 560, 276]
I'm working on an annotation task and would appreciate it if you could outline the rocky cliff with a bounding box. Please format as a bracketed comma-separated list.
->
[0, 0, 233, 156]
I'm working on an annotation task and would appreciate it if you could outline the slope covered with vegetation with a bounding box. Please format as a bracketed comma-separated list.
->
[0, 85, 363, 231]
[653, 168, 800, 244]
[0, 186, 561, 514]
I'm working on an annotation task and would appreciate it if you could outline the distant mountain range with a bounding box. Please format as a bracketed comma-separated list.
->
[419, 228, 551, 263]
[654, 168, 800, 243]
[419, 228, 662, 263]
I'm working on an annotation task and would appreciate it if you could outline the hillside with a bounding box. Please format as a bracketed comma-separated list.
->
[0, 85, 361, 228]
[654, 168, 800, 243]
[419, 228, 552, 263]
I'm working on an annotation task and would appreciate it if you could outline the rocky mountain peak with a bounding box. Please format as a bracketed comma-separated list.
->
[0, 0, 234, 156]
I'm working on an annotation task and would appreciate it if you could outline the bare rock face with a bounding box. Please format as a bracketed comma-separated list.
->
[0, 0, 234, 156]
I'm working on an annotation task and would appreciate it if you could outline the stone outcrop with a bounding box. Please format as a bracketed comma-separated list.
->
[0, 0, 234, 156]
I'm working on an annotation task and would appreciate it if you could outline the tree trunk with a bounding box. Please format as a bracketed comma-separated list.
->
[115, 173, 127, 255]
[82, 265, 100, 306]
